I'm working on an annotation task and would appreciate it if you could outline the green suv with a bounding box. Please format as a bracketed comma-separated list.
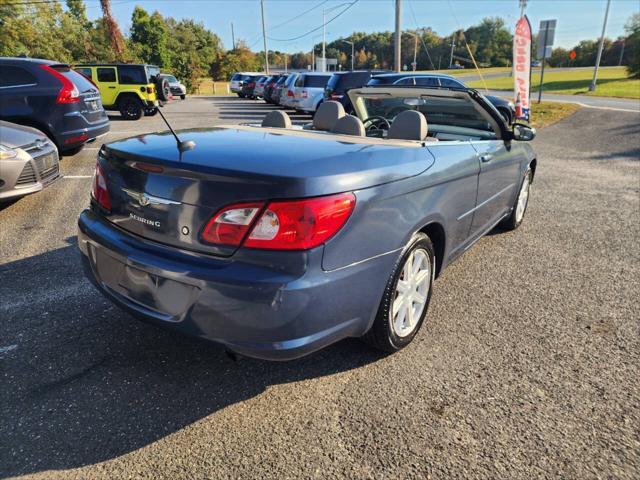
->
[75, 64, 171, 120]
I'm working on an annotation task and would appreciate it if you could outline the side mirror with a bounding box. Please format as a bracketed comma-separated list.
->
[512, 123, 536, 141]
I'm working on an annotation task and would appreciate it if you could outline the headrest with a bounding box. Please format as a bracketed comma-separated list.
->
[331, 115, 365, 137]
[313, 101, 345, 131]
[262, 110, 291, 128]
[387, 110, 428, 141]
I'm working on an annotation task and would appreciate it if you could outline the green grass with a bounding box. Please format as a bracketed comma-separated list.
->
[528, 101, 581, 129]
[468, 66, 640, 99]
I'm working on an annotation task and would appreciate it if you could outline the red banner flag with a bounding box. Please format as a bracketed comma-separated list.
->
[513, 16, 532, 122]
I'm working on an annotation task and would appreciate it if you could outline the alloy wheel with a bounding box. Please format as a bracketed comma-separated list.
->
[390, 248, 432, 338]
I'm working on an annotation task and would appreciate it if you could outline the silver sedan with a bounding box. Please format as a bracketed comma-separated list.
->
[0, 121, 61, 202]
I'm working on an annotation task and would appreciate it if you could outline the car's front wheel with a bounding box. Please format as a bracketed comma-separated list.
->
[500, 167, 532, 231]
[180, 95, 186, 100]
[363, 233, 435, 353]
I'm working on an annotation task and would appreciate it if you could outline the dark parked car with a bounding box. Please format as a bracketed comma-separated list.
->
[78, 85, 536, 361]
[240, 74, 262, 99]
[323, 70, 387, 113]
[262, 75, 282, 103]
[0, 57, 110, 153]
[368, 73, 516, 124]
[270, 74, 289, 105]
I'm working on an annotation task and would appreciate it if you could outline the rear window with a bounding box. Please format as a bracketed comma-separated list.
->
[49, 65, 95, 92]
[326, 74, 343, 90]
[439, 77, 465, 88]
[97, 68, 116, 82]
[414, 77, 440, 87]
[304, 75, 330, 88]
[75, 67, 93, 80]
[275, 76, 288, 86]
[0, 66, 37, 87]
[146, 65, 160, 81]
[119, 65, 147, 84]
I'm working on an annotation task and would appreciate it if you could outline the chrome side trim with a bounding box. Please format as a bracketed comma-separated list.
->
[457, 183, 515, 221]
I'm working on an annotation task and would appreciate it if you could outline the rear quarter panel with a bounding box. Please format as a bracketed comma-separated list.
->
[322, 142, 480, 272]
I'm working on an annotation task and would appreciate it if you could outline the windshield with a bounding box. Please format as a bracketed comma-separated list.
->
[353, 90, 498, 139]
[164, 75, 178, 83]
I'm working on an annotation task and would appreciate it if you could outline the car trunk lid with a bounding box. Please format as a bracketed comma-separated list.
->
[98, 127, 433, 256]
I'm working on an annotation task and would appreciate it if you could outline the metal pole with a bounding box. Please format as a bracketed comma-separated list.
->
[448, 36, 455, 68]
[231, 22, 235, 50]
[618, 39, 625, 66]
[394, 0, 402, 72]
[537, 25, 549, 104]
[260, 0, 269, 74]
[351, 42, 354, 70]
[312, 44, 315, 71]
[322, 10, 326, 72]
[413, 30, 419, 71]
[284, 54, 287, 73]
[589, 0, 611, 92]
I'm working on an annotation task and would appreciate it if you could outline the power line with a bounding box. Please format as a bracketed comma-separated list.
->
[269, 0, 329, 32]
[267, 0, 358, 43]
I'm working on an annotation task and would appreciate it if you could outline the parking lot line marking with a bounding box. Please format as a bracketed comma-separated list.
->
[64, 175, 93, 179]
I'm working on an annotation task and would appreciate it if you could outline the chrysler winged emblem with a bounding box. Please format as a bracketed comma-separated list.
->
[122, 188, 180, 207]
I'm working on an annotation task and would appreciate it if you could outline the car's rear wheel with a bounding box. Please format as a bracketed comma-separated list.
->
[363, 233, 435, 353]
[119, 97, 143, 120]
[144, 107, 158, 116]
[500, 167, 532, 231]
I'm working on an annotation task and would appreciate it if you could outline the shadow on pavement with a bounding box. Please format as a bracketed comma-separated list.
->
[0, 238, 383, 478]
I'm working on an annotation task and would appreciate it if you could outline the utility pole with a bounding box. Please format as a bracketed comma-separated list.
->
[343, 40, 354, 70]
[618, 39, 626, 66]
[519, 0, 527, 18]
[231, 22, 236, 50]
[394, 0, 402, 72]
[589, 0, 611, 92]
[412, 29, 420, 71]
[322, 9, 326, 72]
[260, 0, 269, 74]
[448, 35, 455, 68]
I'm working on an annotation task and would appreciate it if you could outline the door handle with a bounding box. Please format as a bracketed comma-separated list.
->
[108, 86, 116, 89]
[480, 154, 493, 162]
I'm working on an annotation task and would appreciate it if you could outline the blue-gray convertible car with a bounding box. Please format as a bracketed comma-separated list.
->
[78, 86, 537, 360]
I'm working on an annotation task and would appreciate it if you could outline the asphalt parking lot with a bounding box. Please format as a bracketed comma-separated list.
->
[1, 96, 639, 479]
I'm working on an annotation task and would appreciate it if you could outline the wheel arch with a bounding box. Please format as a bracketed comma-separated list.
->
[115, 91, 143, 106]
[529, 158, 537, 182]
[418, 221, 446, 278]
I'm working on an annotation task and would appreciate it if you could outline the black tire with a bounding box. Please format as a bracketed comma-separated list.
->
[144, 107, 159, 116]
[237, 93, 245, 98]
[60, 144, 84, 156]
[362, 233, 435, 353]
[500, 167, 532, 231]
[156, 78, 171, 102]
[180, 95, 186, 100]
[118, 96, 143, 120]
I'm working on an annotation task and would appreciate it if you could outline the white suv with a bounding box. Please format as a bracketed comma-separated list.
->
[286, 73, 332, 113]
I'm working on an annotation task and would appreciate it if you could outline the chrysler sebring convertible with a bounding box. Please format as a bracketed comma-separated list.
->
[78, 86, 536, 360]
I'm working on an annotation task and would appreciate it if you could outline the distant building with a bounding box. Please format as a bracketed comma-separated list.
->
[315, 57, 338, 72]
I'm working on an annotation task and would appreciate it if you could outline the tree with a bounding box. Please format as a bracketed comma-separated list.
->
[100, 0, 125, 61]
[129, 7, 170, 67]
[625, 13, 640, 77]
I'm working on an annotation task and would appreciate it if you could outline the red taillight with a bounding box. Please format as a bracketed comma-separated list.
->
[201, 202, 264, 247]
[91, 162, 112, 210]
[40, 64, 80, 104]
[148, 85, 155, 94]
[248, 82, 255, 88]
[287, 90, 294, 97]
[202, 193, 355, 250]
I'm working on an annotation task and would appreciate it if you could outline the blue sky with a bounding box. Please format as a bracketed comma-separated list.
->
[85, 0, 639, 52]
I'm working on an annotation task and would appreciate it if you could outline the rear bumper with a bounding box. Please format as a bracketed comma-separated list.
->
[57, 118, 110, 151]
[78, 210, 394, 360]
